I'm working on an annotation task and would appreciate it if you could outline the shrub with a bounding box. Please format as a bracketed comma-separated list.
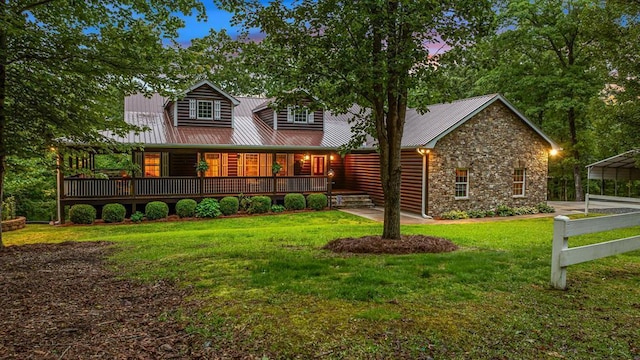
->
[248, 196, 271, 214]
[496, 204, 514, 217]
[537, 202, 556, 213]
[2, 196, 16, 221]
[69, 204, 96, 224]
[130, 211, 144, 223]
[145, 201, 169, 220]
[102, 203, 126, 223]
[195, 198, 222, 218]
[271, 204, 286, 213]
[284, 193, 306, 210]
[485, 210, 496, 217]
[466, 209, 486, 218]
[440, 210, 469, 220]
[176, 199, 197, 218]
[307, 193, 328, 211]
[237, 193, 252, 212]
[513, 206, 538, 215]
[220, 196, 239, 216]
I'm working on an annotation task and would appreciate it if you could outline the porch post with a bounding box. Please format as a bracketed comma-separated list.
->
[56, 151, 64, 224]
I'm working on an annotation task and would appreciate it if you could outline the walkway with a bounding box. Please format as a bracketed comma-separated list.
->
[339, 200, 640, 225]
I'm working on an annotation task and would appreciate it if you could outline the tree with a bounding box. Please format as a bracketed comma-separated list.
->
[459, 0, 625, 201]
[0, 0, 205, 248]
[221, 0, 493, 239]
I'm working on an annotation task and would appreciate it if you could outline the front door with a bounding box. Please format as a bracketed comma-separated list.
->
[312, 155, 325, 176]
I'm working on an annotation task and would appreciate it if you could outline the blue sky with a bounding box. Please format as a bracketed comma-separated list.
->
[177, 3, 239, 42]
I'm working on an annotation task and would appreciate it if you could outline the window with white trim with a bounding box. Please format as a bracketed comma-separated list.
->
[197, 100, 213, 120]
[287, 106, 309, 123]
[455, 169, 469, 199]
[214, 100, 221, 120]
[513, 168, 526, 197]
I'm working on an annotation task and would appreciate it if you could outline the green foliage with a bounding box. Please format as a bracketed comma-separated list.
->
[2, 197, 17, 221]
[247, 196, 271, 214]
[195, 198, 222, 218]
[306, 193, 327, 211]
[145, 201, 169, 221]
[440, 210, 470, 220]
[238, 193, 252, 212]
[102, 203, 126, 223]
[466, 209, 487, 218]
[4, 156, 57, 221]
[176, 199, 197, 218]
[195, 160, 209, 173]
[130, 211, 144, 223]
[512, 206, 539, 216]
[495, 204, 514, 217]
[271, 204, 285, 213]
[219, 197, 240, 216]
[69, 204, 96, 224]
[537, 202, 556, 214]
[284, 193, 305, 210]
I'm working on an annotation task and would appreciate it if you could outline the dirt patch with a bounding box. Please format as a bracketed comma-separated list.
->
[0, 242, 248, 359]
[323, 235, 458, 254]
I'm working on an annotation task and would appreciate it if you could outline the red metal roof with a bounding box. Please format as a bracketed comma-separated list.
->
[114, 92, 558, 151]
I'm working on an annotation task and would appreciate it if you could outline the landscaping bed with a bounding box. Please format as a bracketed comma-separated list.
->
[0, 242, 244, 359]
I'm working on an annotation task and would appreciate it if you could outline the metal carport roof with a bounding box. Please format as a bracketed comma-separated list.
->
[586, 149, 640, 181]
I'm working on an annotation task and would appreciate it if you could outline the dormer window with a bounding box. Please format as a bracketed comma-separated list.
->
[197, 100, 213, 120]
[287, 105, 314, 124]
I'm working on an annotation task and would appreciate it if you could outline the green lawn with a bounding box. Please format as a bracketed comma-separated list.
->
[5, 211, 640, 359]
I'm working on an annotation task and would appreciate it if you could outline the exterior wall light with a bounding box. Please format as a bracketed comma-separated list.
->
[550, 149, 559, 156]
[304, 154, 310, 160]
[416, 148, 430, 155]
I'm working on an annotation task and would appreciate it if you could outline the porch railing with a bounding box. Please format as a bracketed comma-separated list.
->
[63, 176, 328, 199]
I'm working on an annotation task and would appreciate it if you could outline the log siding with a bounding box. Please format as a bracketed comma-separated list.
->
[176, 84, 233, 127]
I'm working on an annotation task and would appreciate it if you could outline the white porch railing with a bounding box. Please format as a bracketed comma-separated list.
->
[551, 213, 640, 290]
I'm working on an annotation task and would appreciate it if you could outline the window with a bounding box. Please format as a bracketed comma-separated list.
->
[197, 100, 213, 119]
[204, 153, 221, 177]
[455, 169, 469, 199]
[275, 153, 288, 176]
[144, 153, 161, 177]
[287, 106, 309, 123]
[513, 168, 526, 196]
[214, 100, 221, 120]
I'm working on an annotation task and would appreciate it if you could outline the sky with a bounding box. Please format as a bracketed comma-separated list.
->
[176, 3, 239, 42]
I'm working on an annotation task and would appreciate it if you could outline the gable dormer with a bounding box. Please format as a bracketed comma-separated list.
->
[166, 80, 240, 128]
[253, 97, 324, 131]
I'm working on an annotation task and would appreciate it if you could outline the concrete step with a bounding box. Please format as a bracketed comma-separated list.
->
[330, 194, 375, 208]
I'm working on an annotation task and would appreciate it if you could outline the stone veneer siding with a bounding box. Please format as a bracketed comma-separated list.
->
[428, 101, 550, 217]
[2, 216, 26, 232]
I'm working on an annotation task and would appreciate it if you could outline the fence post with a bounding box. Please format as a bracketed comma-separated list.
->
[551, 215, 570, 289]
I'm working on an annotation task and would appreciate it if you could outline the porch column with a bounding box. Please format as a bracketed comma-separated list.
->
[56, 151, 64, 224]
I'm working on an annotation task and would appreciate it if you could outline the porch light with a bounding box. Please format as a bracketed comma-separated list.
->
[327, 169, 335, 178]
[330, 155, 334, 161]
[304, 154, 310, 161]
[416, 148, 430, 155]
[550, 149, 559, 156]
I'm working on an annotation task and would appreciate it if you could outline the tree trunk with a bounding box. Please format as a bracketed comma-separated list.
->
[568, 107, 584, 201]
[381, 143, 402, 239]
[0, 0, 7, 249]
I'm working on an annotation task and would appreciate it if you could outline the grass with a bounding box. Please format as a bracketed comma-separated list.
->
[5, 211, 640, 359]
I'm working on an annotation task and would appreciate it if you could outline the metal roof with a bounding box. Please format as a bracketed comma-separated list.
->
[586, 149, 640, 181]
[114, 92, 559, 151]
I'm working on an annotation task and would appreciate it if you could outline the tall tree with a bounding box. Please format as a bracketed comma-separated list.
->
[462, 0, 623, 201]
[222, 0, 493, 239]
[0, 0, 205, 248]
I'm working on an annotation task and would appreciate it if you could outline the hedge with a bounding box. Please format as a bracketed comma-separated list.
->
[176, 199, 197, 218]
[284, 193, 305, 210]
[220, 196, 239, 216]
[70, 204, 96, 224]
[248, 196, 271, 214]
[306, 193, 327, 211]
[102, 203, 126, 223]
[145, 201, 169, 220]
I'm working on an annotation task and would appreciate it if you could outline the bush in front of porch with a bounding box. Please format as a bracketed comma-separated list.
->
[220, 197, 239, 216]
[69, 204, 96, 224]
[306, 194, 328, 211]
[145, 201, 169, 221]
[176, 199, 197, 218]
[284, 193, 305, 210]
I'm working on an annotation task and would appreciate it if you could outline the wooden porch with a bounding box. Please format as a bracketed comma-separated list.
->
[62, 175, 334, 204]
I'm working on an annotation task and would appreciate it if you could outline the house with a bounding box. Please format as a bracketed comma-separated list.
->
[58, 80, 560, 219]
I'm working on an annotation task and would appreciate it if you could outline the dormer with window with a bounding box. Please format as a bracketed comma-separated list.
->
[253, 98, 324, 131]
[165, 80, 240, 128]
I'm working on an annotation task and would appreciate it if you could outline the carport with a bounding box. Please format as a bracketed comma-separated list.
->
[585, 149, 640, 214]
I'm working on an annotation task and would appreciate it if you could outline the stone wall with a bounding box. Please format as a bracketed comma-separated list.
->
[428, 101, 550, 217]
[2, 216, 26, 232]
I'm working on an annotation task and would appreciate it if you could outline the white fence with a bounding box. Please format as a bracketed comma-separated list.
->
[585, 194, 640, 215]
[551, 213, 640, 290]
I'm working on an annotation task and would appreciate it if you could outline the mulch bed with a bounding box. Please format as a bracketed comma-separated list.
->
[0, 242, 251, 359]
[323, 235, 458, 254]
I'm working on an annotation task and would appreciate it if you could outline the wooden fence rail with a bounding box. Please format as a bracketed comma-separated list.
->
[551, 213, 640, 290]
